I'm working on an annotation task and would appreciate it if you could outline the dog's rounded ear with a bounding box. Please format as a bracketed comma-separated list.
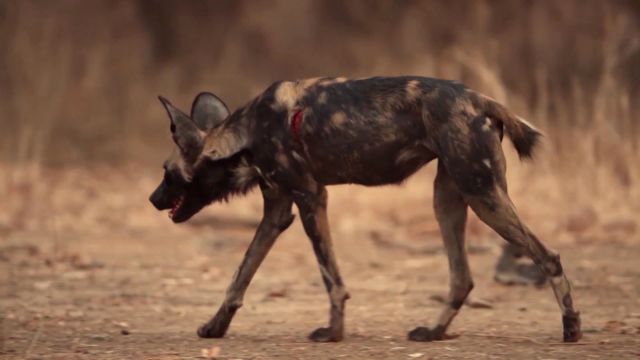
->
[191, 92, 230, 131]
[158, 96, 204, 164]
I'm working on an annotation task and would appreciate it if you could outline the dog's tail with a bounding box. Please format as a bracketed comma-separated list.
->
[469, 91, 542, 160]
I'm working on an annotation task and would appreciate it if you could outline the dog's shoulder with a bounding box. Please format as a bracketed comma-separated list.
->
[261, 77, 347, 111]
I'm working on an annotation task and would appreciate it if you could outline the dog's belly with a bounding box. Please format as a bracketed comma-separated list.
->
[299, 113, 437, 186]
[309, 146, 435, 186]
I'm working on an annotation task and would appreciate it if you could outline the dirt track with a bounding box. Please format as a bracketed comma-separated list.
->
[1, 167, 639, 359]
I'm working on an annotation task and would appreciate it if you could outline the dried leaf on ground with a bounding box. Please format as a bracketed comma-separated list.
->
[201, 346, 221, 359]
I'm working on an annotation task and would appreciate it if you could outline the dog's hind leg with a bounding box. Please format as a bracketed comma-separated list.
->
[293, 184, 350, 342]
[409, 161, 473, 341]
[439, 115, 581, 342]
[465, 190, 581, 342]
[197, 185, 294, 338]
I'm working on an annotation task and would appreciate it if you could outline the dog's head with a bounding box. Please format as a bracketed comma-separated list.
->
[149, 92, 257, 223]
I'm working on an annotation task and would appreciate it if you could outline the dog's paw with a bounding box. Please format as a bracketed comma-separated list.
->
[308, 327, 342, 342]
[562, 312, 582, 343]
[197, 321, 227, 339]
[407, 326, 445, 342]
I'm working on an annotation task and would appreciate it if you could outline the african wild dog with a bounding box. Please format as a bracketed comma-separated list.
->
[149, 76, 582, 343]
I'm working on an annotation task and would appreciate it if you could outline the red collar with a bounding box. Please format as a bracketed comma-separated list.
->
[290, 109, 304, 139]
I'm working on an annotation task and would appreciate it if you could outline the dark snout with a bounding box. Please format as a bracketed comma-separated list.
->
[149, 181, 171, 210]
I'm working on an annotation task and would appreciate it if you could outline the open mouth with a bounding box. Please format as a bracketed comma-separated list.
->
[168, 195, 185, 220]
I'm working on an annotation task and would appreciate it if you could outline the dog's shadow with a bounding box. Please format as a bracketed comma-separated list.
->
[186, 214, 260, 231]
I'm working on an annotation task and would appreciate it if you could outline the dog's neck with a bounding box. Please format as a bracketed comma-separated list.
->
[230, 155, 260, 193]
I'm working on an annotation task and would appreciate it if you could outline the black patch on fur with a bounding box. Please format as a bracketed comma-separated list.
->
[149, 166, 190, 211]
[293, 78, 438, 186]
[450, 299, 464, 310]
[513, 123, 542, 160]
[308, 327, 340, 342]
[278, 214, 296, 232]
[429, 83, 461, 121]
[450, 282, 475, 310]
[408, 325, 446, 342]
[562, 311, 582, 342]
[197, 305, 239, 339]
[438, 117, 497, 196]
[192, 150, 259, 204]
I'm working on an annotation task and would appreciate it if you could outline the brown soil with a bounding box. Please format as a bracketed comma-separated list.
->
[1, 165, 639, 359]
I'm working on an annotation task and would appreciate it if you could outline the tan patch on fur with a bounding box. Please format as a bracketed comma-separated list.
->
[275, 151, 290, 168]
[472, 90, 541, 133]
[272, 78, 324, 111]
[232, 158, 258, 189]
[317, 91, 328, 104]
[318, 77, 348, 86]
[240, 106, 251, 118]
[452, 116, 471, 136]
[165, 149, 193, 181]
[405, 80, 421, 101]
[304, 121, 313, 132]
[379, 128, 397, 142]
[515, 115, 540, 132]
[452, 98, 477, 117]
[374, 91, 411, 116]
[439, 116, 472, 156]
[395, 146, 421, 165]
[300, 77, 322, 88]
[379, 94, 398, 109]
[481, 117, 492, 132]
[201, 125, 248, 162]
[425, 88, 440, 100]
[270, 136, 282, 147]
[273, 82, 299, 110]
[330, 111, 347, 127]
[291, 150, 305, 163]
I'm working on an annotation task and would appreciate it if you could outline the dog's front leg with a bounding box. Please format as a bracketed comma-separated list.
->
[197, 186, 294, 338]
[293, 185, 350, 342]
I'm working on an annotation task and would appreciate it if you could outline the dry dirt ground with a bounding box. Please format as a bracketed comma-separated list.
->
[1, 164, 639, 359]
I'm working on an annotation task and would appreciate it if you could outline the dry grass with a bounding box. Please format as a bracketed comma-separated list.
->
[0, 0, 638, 234]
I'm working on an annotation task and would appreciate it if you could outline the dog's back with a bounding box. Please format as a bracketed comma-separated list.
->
[258, 76, 539, 186]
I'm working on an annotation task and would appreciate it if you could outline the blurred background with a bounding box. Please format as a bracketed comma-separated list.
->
[2, 0, 639, 163]
[2, 0, 639, 246]
[1, 0, 638, 234]
[2, 1, 640, 358]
